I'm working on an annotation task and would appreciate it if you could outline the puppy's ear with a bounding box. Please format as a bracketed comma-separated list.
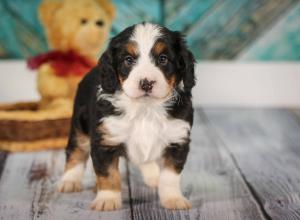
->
[97, 47, 120, 93]
[175, 32, 196, 95]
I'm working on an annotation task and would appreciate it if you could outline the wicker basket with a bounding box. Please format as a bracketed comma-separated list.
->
[0, 101, 71, 152]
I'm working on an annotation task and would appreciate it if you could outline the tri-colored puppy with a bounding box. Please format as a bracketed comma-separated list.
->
[58, 22, 195, 211]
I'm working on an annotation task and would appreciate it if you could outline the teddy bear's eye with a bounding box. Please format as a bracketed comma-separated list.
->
[96, 20, 104, 27]
[81, 18, 88, 25]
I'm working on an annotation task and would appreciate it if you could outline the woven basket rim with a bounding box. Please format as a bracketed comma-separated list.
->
[0, 101, 71, 121]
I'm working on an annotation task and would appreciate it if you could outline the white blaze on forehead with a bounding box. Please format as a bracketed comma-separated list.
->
[130, 23, 162, 59]
[123, 23, 170, 99]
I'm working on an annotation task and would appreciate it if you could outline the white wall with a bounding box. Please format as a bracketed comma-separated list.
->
[1, 61, 300, 107]
[194, 62, 300, 107]
[0, 61, 39, 103]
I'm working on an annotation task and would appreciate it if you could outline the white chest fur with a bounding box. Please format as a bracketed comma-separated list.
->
[100, 93, 190, 164]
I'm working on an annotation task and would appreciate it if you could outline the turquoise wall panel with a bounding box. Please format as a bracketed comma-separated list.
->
[0, 0, 47, 58]
[182, 0, 298, 59]
[0, 0, 300, 60]
[239, 2, 300, 60]
[111, 0, 162, 34]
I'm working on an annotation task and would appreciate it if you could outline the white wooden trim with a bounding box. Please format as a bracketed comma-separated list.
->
[193, 62, 300, 107]
[0, 60, 39, 103]
[0, 61, 300, 107]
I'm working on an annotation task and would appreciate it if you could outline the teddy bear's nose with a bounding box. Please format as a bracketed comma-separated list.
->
[81, 18, 88, 25]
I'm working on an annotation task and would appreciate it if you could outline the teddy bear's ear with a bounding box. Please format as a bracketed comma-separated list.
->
[39, 0, 63, 27]
[96, 0, 116, 20]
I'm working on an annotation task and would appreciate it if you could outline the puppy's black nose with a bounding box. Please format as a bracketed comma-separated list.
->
[139, 78, 156, 93]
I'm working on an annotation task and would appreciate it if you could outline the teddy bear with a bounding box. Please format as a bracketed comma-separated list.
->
[28, 0, 115, 110]
[0, 0, 115, 152]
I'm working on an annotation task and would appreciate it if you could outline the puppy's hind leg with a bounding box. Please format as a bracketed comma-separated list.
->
[58, 131, 90, 193]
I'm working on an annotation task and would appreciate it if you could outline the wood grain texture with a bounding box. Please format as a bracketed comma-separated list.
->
[203, 108, 300, 220]
[0, 0, 46, 58]
[186, 0, 298, 59]
[111, 0, 161, 34]
[239, 2, 300, 60]
[127, 110, 265, 220]
[165, 0, 217, 32]
[0, 151, 131, 220]
[1, 0, 300, 60]
[2, 108, 300, 219]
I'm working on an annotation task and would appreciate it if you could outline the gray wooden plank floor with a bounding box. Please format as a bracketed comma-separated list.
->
[203, 109, 300, 220]
[0, 108, 300, 219]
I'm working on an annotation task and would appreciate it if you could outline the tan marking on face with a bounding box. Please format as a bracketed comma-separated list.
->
[96, 158, 121, 191]
[125, 42, 138, 57]
[118, 75, 124, 86]
[167, 75, 176, 89]
[153, 41, 166, 55]
[98, 123, 120, 146]
[164, 75, 177, 98]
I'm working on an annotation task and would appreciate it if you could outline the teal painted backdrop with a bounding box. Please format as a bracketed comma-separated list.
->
[0, 0, 300, 60]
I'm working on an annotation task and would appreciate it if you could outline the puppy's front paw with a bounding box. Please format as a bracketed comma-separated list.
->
[57, 164, 85, 193]
[57, 180, 81, 193]
[160, 196, 191, 210]
[90, 190, 122, 211]
[90, 197, 122, 211]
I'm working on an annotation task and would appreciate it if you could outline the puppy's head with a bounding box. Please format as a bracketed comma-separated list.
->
[98, 23, 195, 99]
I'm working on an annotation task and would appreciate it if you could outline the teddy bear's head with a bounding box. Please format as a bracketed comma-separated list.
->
[39, 0, 115, 60]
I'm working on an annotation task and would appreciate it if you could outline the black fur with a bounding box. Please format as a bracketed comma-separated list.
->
[159, 28, 196, 95]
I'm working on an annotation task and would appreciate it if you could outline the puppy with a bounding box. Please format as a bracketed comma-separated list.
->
[58, 22, 195, 211]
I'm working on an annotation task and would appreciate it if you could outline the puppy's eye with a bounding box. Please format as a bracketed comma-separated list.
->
[96, 20, 104, 27]
[81, 18, 88, 25]
[124, 56, 135, 67]
[158, 54, 168, 65]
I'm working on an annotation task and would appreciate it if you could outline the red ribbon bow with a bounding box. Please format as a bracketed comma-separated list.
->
[27, 50, 96, 77]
